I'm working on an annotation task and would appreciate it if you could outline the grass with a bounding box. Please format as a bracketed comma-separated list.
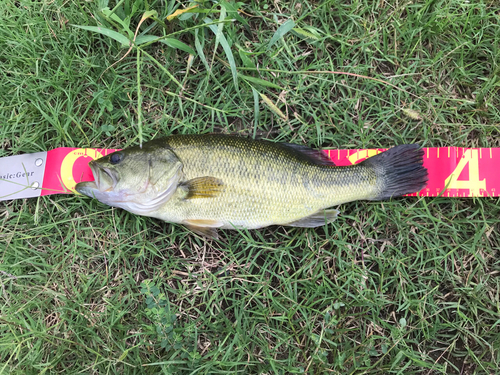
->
[1, 0, 499, 373]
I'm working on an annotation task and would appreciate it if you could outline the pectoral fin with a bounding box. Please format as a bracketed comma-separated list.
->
[181, 177, 225, 199]
[183, 219, 223, 239]
[286, 209, 339, 228]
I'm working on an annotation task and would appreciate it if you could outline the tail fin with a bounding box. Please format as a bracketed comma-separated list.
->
[362, 144, 428, 200]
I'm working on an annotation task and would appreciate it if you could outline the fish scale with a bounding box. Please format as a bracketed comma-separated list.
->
[152, 135, 387, 228]
[76, 134, 428, 237]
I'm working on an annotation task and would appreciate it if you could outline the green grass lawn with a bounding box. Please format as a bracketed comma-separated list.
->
[1, 0, 499, 373]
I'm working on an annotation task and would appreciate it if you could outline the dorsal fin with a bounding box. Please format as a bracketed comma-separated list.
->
[280, 143, 336, 166]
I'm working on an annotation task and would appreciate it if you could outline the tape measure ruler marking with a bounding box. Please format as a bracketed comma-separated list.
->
[1, 147, 498, 201]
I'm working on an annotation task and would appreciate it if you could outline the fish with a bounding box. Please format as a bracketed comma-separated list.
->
[75, 134, 428, 238]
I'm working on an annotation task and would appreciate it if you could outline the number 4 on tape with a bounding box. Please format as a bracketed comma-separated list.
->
[444, 149, 486, 196]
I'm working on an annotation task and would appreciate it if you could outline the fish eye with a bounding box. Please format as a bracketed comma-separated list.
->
[109, 153, 124, 165]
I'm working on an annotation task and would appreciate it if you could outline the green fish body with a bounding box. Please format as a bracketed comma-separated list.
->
[76, 135, 427, 237]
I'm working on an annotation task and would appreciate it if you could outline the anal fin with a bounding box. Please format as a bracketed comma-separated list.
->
[183, 219, 223, 239]
[286, 209, 339, 228]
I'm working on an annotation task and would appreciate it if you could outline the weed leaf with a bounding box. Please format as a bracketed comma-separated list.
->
[268, 19, 295, 50]
[141, 10, 158, 21]
[239, 74, 283, 90]
[251, 87, 260, 138]
[195, 29, 210, 71]
[100, 7, 133, 38]
[135, 34, 158, 45]
[220, 1, 248, 26]
[159, 38, 196, 55]
[292, 27, 320, 40]
[204, 17, 239, 90]
[167, 5, 199, 21]
[72, 25, 130, 47]
[213, 6, 227, 53]
[237, 48, 256, 69]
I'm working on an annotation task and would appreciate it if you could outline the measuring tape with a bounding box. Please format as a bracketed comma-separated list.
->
[326, 147, 497, 198]
[1, 146, 498, 201]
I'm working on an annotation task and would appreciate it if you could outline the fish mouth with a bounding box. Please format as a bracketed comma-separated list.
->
[75, 180, 98, 197]
[75, 162, 118, 197]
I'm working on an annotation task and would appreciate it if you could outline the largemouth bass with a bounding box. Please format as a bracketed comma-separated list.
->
[76, 135, 428, 237]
